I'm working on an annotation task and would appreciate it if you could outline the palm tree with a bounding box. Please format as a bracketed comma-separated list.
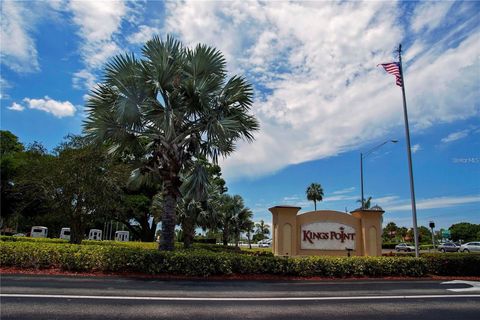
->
[306, 183, 324, 211]
[255, 220, 270, 241]
[230, 197, 253, 248]
[357, 196, 372, 209]
[84, 36, 259, 251]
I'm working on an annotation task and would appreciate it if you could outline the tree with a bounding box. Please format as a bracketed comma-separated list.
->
[382, 221, 398, 241]
[212, 194, 252, 247]
[1, 140, 57, 232]
[357, 196, 372, 209]
[306, 183, 324, 211]
[418, 226, 432, 244]
[253, 220, 270, 242]
[230, 198, 253, 248]
[84, 36, 259, 251]
[0, 130, 24, 156]
[449, 223, 480, 243]
[51, 136, 124, 244]
[397, 227, 408, 241]
[245, 220, 255, 249]
[1, 131, 26, 226]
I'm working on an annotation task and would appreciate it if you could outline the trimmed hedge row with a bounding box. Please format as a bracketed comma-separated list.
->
[2, 241, 477, 277]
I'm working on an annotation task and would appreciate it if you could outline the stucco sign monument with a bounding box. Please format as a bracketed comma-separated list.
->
[269, 206, 384, 257]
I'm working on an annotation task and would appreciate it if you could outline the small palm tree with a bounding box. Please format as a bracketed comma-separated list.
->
[357, 196, 372, 209]
[255, 220, 270, 240]
[306, 183, 324, 211]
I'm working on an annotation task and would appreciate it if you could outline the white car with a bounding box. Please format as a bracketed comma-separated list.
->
[395, 243, 415, 252]
[258, 239, 272, 248]
[60, 228, 71, 241]
[459, 242, 480, 253]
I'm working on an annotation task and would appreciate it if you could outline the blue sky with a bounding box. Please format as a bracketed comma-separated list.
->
[1, 1, 479, 231]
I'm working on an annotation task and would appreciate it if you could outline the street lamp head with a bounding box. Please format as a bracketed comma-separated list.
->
[391, 140, 398, 143]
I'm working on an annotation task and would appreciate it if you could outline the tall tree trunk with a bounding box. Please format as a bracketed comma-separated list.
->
[160, 192, 177, 251]
[70, 215, 84, 244]
[222, 229, 229, 246]
[314, 200, 317, 211]
[182, 215, 195, 249]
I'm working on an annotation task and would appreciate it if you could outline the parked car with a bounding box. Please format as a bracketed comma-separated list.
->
[395, 243, 415, 252]
[258, 239, 272, 248]
[30, 226, 48, 238]
[437, 242, 459, 253]
[59, 227, 71, 241]
[88, 229, 102, 240]
[459, 242, 480, 253]
[115, 231, 129, 242]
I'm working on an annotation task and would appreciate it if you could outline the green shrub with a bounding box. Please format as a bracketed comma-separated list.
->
[1, 241, 478, 277]
[1, 236, 68, 244]
[423, 253, 480, 276]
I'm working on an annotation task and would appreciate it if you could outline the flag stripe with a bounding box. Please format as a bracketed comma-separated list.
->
[379, 62, 402, 87]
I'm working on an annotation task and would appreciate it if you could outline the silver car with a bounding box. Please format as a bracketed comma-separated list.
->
[395, 243, 415, 252]
[258, 239, 272, 248]
[437, 242, 459, 253]
[459, 242, 480, 253]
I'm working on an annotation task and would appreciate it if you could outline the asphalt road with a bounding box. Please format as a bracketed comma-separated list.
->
[1, 275, 479, 320]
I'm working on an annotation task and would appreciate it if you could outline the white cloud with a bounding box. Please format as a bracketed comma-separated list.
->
[8, 102, 25, 111]
[332, 187, 355, 195]
[411, 144, 422, 154]
[22, 96, 76, 118]
[127, 25, 160, 44]
[387, 195, 480, 212]
[0, 77, 11, 99]
[68, 0, 132, 89]
[441, 130, 469, 143]
[410, 2, 453, 33]
[161, 1, 479, 180]
[0, 1, 39, 72]
[72, 69, 97, 90]
[69, 0, 127, 43]
[323, 195, 358, 202]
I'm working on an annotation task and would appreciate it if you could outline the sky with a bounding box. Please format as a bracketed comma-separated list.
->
[1, 0, 479, 232]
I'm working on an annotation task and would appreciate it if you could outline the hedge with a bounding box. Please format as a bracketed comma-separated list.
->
[2, 241, 478, 277]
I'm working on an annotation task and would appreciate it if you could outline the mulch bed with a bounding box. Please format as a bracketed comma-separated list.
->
[1, 267, 479, 281]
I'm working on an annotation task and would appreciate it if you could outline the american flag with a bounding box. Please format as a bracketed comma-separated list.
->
[379, 62, 402, 87]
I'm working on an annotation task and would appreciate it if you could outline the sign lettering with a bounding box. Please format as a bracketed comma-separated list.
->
[301, 222, 356, 250]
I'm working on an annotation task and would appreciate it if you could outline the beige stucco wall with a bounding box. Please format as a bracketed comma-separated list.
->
[269, 206, 384, 257]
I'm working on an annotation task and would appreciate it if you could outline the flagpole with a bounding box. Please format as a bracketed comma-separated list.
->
[398, 44, 420, 258]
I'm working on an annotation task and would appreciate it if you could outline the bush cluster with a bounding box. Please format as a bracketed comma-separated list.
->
[2, 240, 478, 277]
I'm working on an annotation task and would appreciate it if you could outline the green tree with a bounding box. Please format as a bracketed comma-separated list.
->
[397, 227, 408, 241]
[357, 196, 372, 209]
[382, 221, 398, 241]
[212, 194, 252, 247]
[245, 220, 255, 249]
[51, 136, 124, 243]
[1, 140, 59, 233]
[1, 131, 26, 226]
[449, 222, 480, 242]
[306, 183, 324, 211]
[253, 220, 270, 242]
[418, 226, 432, 244]
[230, 199, 253, 248]
[84, 36, 259, 251]
[116, 193, 158, 242]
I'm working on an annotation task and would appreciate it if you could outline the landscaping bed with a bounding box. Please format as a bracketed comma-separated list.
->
[1, 237, 479, 278]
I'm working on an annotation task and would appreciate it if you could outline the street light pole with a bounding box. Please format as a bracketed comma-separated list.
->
[360, 153, 364, 209]
[360, 140, 398, 209]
